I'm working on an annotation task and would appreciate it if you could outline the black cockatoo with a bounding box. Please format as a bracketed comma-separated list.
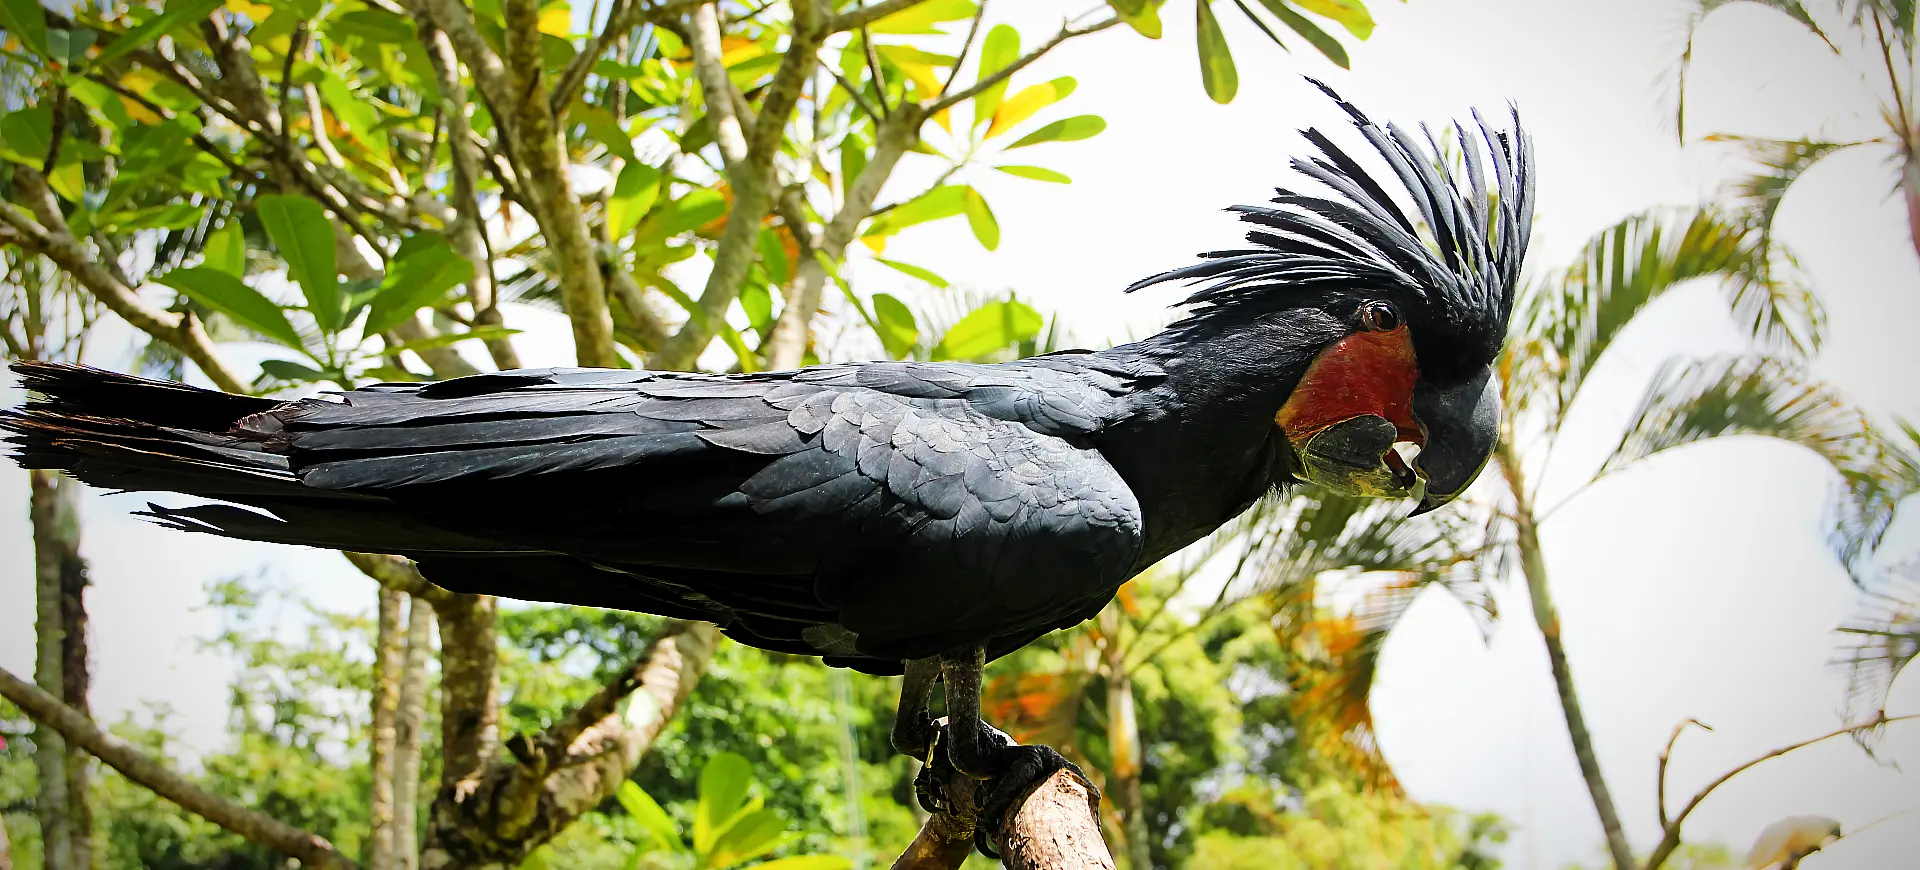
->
[3, 83, 1533, 843]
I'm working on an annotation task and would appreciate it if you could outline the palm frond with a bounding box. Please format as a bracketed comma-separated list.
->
[1836, 564, 1920, 749]
[1516, 207, 1822, 433]
[1847, 0, 1916, 48]
[1598, 354, 1910, 578]
[1672, 1, 1839, 141]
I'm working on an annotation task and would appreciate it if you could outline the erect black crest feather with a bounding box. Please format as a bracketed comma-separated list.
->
[1128, 78, 1536, 359]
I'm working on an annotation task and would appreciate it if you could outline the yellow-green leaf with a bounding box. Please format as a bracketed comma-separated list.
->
[994, 164, 1071, 184]
[0, 106, 52, 167]
[0, 0, 48, 59]
[607, 162, 661, 240]
[1196, 1, 1238, 104]
[962, 187, 999, 251]
[872, 292, 920, 359]
[204, 221, 247, 277]
[1004, 115, 1106, 150]
[1257, 0, 1350, 68]
[986, 77, 1076, 139]
[869, 0, 977, 34]
[1292, 0, 1374, 39]
[1110, 0, 1164, 38]
[932, 299, 1043, 361]
[874, 258, 950, 287]
[971, 24, 1019, 129]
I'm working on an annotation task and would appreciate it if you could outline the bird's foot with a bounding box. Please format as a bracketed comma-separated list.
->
[923, 718, 1099, 859]
[972, 744, 1098, 860]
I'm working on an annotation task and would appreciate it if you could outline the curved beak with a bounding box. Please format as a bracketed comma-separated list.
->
[1408, 367, 1501, 516]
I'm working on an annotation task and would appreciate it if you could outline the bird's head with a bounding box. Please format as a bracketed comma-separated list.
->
[1129, 80, 1534, 516]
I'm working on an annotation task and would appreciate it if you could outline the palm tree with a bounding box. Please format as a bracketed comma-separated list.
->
[1674, 0, 1920, 263]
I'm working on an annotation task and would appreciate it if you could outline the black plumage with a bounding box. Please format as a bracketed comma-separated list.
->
[3, 88, 1535, 817]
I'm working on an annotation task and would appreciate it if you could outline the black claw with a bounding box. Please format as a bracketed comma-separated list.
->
[973, 744, 1092, 860]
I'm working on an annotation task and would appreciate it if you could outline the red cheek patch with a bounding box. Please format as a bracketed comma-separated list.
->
[1275, 326, 1421, 444]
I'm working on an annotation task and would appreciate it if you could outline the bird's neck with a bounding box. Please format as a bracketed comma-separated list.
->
[1091, 319, 1321, 566]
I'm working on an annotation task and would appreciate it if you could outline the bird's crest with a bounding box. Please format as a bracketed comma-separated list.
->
[1128, 79, 1536, 362]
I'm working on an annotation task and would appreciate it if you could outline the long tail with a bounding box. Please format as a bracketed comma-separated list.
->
[1, 361, 511, 555]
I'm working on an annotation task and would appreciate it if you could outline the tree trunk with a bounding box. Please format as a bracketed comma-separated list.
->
[1498, 443, 1635, 870]
[393, 596, 434, 870]
[1099, 609, 1149, 870]
[369, 588, 408, 870]
[31, 469, 88, 870]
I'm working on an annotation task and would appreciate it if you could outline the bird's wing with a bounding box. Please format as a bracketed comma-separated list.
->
[276, 363, 1146, 663]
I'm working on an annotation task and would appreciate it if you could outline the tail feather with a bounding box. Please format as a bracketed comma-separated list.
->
[4, 360, 525, 556]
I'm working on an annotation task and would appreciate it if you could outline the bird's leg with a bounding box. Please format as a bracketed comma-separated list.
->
[937, 644, 1098, 858]
[890, 656, 940, 762]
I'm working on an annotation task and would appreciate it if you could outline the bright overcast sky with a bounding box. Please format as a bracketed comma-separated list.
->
[4, 1, 1919, 868]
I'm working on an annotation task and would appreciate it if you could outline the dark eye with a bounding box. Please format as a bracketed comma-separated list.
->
[1358, 301, 1400, 332]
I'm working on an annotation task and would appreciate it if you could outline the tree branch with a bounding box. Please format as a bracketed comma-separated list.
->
[1, 171, 250, 394]
[685, 1, 751, 168]
[893, 754, 1112, 870]
[651, 0, 826, 370]
[0, 665, 359, 870]
[1655, 718, 1710, 830]
[928, 17, 1120, 114]
[344, 553, 455, 606]
[421, 0, 515, 122]
[833, 0, 928, 33]
[1642, 714, 1920, 870]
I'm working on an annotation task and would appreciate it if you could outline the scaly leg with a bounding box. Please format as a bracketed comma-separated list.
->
[937, 643, 1097, 858]
[890, 656, 940, 762]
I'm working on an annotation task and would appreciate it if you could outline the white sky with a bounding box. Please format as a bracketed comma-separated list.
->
[5, 1, 1920, 867]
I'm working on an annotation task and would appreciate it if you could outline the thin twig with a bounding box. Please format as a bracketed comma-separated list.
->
[832, 0, 928, 32]
[928, 17, 1120, 115]
[1655, 718, 1711, 830]
[942, 1, 987, 93]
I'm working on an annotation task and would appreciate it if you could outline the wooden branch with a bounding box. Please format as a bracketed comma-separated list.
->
[1642, 714, 1920, 870]
[1, 171, 250, 394]
[651, 0, 827, 370]
[392, 596, 433, 870]
[1655, 718, 1710, 830]
[420, 621, 720, 866]
[834, 0, 928, 34]
[0, 665, 359, 870]
[422, 0, 515, 121]
[368, 588, 408, 870]
[927, 17, 1121, 115]
[344, 553, 454, 607]
[685, 2, 751, 168]
[892, 763, 1112, 870]
[553, 0, 637, 114]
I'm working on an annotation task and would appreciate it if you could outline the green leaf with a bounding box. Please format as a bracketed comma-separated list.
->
[317, 72, 392, 163]
[204, 221, 247, 278]
[993, 164, 1071, 184]
[971, 25, 1019, 129]
[871, 293, 920, 358]
[637, 189, 726, 245]
[102, 202, 206, 232]
[577, 106, 637, 163]
[1004, 115, 1106, 150]
[259, 359, 329, 383]
[158, 267, 304, 349]
[704, 808, 787, 869]
[985, 77, 1076, 138]
[864, 185, 967, 238]
[694, 752, 754, 856]
[45, 160, 85, 201]
[1111, 0, 1164, 38]
[381, 324, 518, 357]
[0, 106, 52, 167]
[932, 299, 1043, 361]
[1196, 1, 1239, 104]
[1291, 0, 1374, 39]
[607, 162, 662, 240]
[0, 0, 48, 59]
[750, 858, 854, 870]
[258, 195, 344, 332]
[616, 781, 684, 854]
[740, 282, 774, 333]
[869, 0, 977, 34]
[95, 0, 224, 67]
[756, 226, 789, 285]
[874, 258, 950, 287]
[365, 237, 477, 335]
[1256, 0, 1350, 68]
[962, 187, 999, 251]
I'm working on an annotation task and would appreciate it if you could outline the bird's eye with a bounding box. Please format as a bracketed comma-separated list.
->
[1358, 301, 1400, 332]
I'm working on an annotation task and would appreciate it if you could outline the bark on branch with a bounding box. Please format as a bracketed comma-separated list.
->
[1, 170, 250, 394]
[0, 665, 360, 870]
